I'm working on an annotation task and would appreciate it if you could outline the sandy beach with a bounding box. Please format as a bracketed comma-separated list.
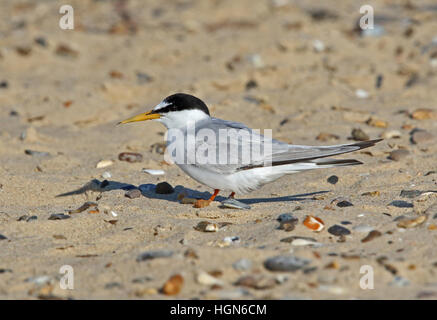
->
[0, 0, 437, 299]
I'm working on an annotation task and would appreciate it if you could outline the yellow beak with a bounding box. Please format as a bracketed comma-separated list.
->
[118, 110, 160, 124]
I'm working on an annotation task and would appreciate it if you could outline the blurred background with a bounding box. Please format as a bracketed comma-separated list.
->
[1, 0, 437, 299]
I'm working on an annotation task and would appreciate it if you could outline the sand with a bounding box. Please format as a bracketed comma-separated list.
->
[0, 0, 437, 299]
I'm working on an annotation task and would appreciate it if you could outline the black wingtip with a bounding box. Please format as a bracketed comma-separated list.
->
[352, 138, 383, 150]
[316, 159, 363, 166]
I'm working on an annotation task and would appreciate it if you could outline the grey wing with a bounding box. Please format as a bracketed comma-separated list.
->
[193, 118, 382, 173]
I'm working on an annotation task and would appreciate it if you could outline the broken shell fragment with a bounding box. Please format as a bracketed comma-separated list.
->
[303, 215, 325, 232]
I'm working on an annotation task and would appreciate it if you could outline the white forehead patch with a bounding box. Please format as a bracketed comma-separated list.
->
[153, 101, 170, 111]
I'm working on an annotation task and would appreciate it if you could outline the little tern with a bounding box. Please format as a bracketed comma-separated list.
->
[120, 93, 382, 208]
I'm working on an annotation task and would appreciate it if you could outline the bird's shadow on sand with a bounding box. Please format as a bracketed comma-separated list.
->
[56, 179, 330, 205]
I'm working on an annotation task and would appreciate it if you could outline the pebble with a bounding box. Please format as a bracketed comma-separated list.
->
[381, 130, 401, 139]
[125, 189, 141, 199]
[312, 39, 325, 52]
[327, 225, 351, 236]
[55, 44, 79, 58]
[400, 190, 423, 198]
[351, 128, 369, 141]
[142, 169, 165, 176]
[316, 132, 339, 142]
[219, 198, 251, 210]
[105, 282, 123, 290]
[68, 202, 97, 214]
[397, 215, 427, 229]
[353, 224, 374, 233]
[162, 274, 184, 295]
[136, 250, 173, 262]
[234, 275, 277, 290]
[390, 276, 410, 287]
[411, 130, 433, 144]
[410, 108, 437, 120]
[34, 37, 47, 47]
[232, 259, 252, 271]
[48, 214, 70, 220]
[24, 149, 50, 157]
[247, 54, 264, 68]
[389, 200, 413, 208]
[101, 171, 112, 179]
[17, 215, 37, 222]
[388, 149, 409, 161]
[366, 117, 388, 128]
[0, 81, 8, 88]
[118, 152, 143, 163]
[196, 272, 224, 286]
[264, 255, 311, 272]
[194, 221, 219, 232]
[327, 175, 339, 185]
[96, 160, 113, 168]
[331, 198, 353, 207]
[155, 182, 174, 194]
[355, 89, 369, 99]
[223, 236, 240, 244]
[280, 236, 320, 247]
[277, 213, 294, 222]
[361, 230, 382, 243]
[0, 234, 7, 240]
[136, 72, 153, 84]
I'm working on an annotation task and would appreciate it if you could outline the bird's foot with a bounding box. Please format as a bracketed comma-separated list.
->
[193, 199, 212, 208]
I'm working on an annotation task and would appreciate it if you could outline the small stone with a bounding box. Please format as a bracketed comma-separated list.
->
[136, 250, 173, 262]
[366, 117, 388, 128]
[223, 236, 240, 244]
[105, 282, 123, 290]
[351, 128, 369, 141]
[0, 234, 7, 240]
[142, 169, 165, 175]
[389, 200, 413, 208]
[55, 44, 78, 58]
[118, 152, 143, 163]
[101, 171, 112, 179]
[197, 272, 223, 286]
[316, 132, 339, 142]
[232, 259, 252, 271]
[361, 230, 382, 243]
[125, 189, 141, 199]
[400, 190, 423, 198]
[219, 198, 251, 210]
[355, 89, 369, 99]
[388, 149, 409, 161]
[48, 214, 70, 220]
[312, 39, 325, 52]
[381, 130, 401, 139]
[162, 274, 184, 295]
[0, 81, 9, 89]
[327, 175, 339, 185]
[17, 215, 37, 222]
[155, 182, 174, 194]
[264, 255, 311, 272]
[410, 108, 437, 120]
[247, 54, 264, 68]
[234, 275, 276, 290]
[390, 276, 410, 287]
[397, 215, 427, 228]
[136, 72, 153, 84]
[68, 202, 98, 214]
[277, 213, 294, 222]
[194, 221, 219, 232]
[24, 149, 50, 157]
[245, 79, 258, 90]
[361, 191, 380, 197]
[331, 198, 353, 207]
[327, 225, 351, 236]
[278, 219, 298, 231]
[353, 224, 374, 233]
[280, 236, 320, 247]
[34, 37, 47, 47]
[411, 130, 433, 144]
[96, 160, 113, 168]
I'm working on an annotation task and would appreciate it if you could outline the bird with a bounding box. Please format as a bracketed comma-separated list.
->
[119, 93, 382, 208]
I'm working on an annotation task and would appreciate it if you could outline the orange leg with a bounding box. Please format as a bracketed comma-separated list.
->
[228, 192, 235, 199]
[193, 189, 220, 208]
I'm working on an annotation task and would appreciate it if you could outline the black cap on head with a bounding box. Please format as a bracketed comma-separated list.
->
[153, 93, 210, 116]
